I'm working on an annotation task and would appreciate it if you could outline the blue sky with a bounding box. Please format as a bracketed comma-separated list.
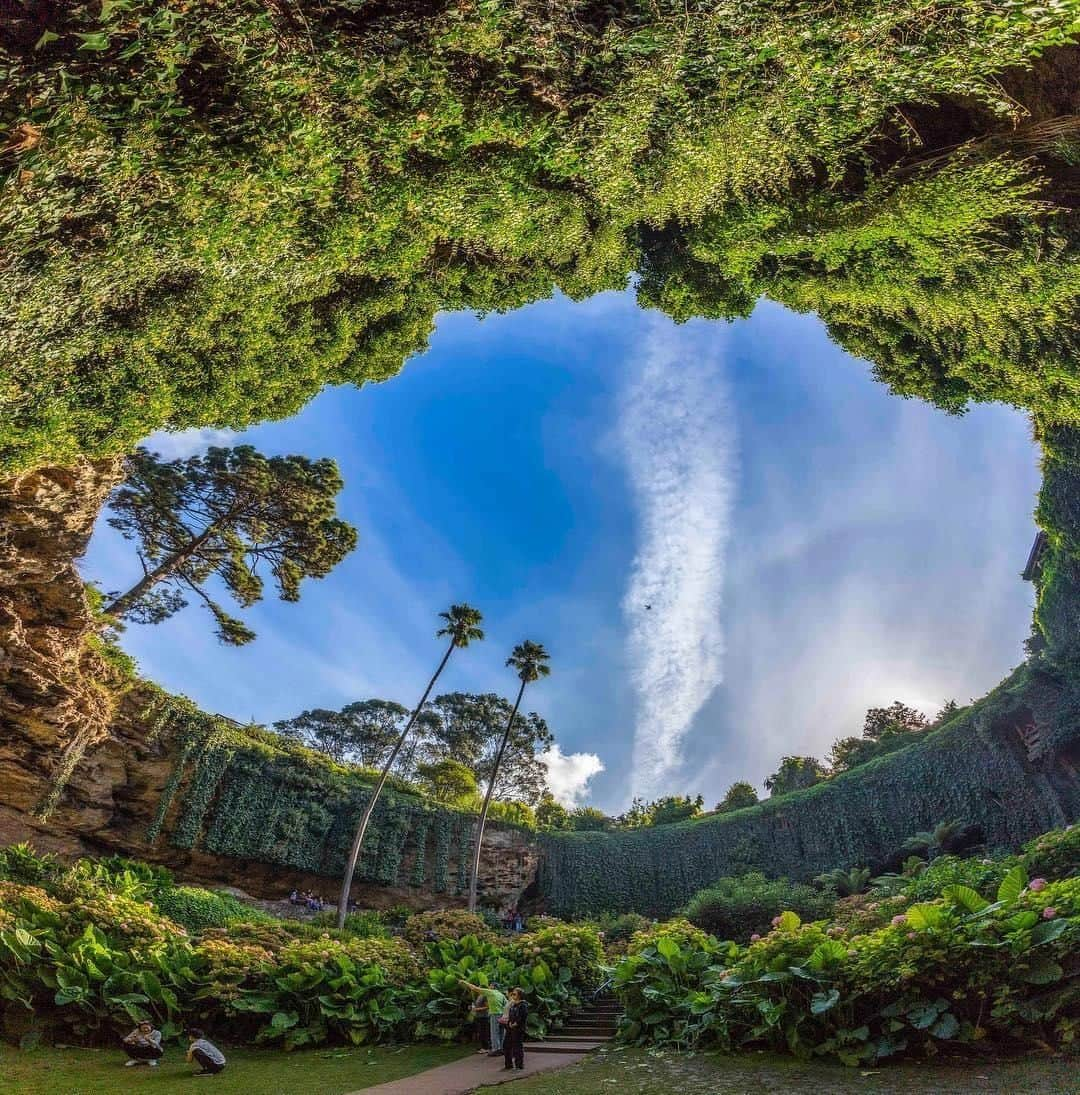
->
[82, 292, 1040, 812]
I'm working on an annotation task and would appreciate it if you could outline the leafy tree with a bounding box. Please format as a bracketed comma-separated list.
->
[274, 700, 408, 768]
[863, 701, 929, 741]
[414, 758, 478, 806]
[934, 699, 961, 724]
[567, 807, 611, 832]
[716, 781, 759, 813]
[613, 797, 652, 829]
[764, 756, 827, 797]
[337, 604, 484, 929]
[422, 692, 553, 806]
[467, 640, 550, 911]
[487, 800, 537, 828]
[648, 795, 704, 826]
[830, 700, 933, 774]
[535, 793, 569, 831]
[103, 445, 356, 645]
[827, 735, 875, 773]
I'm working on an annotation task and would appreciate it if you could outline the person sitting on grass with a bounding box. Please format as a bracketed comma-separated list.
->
[121, 1020, 163, 1067]
[458, 978, 507, 1056]
[502, 987, 529, 1072]
[185, 1028, 227, 1076]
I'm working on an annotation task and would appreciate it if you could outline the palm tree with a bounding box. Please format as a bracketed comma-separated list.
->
[336, 604, 484, 928]
[902, 818, 966, 861]
[467, 640, 550, 913]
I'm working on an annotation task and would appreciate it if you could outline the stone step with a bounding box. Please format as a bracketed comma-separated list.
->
[526, 1040, 606, 1054]
[543, 1033, 612, 1043]
[558, 1024, 617, 1036]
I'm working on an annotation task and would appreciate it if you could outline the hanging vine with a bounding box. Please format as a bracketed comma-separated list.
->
[433, 815, 453, 893]
[409, 814, 433, 886]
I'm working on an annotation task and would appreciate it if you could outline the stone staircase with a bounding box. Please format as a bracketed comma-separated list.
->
[527, 993, 621, 1055]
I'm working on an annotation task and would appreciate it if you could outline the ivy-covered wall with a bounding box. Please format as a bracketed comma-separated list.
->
[141, 693, 533, 902]
[539, 668, 1080, 917]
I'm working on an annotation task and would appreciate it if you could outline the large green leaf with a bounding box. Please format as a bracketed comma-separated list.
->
[810, 988, 840, 1015]
[1029, 918, 1068, 946]
[776, 911, 801, 932]
[1019, 957, 1063, 984]
[942, 885, 988, 914]
[656, 936, 680, 961]
[905, 903, 945, 930]
[997, 865, 1028, 905]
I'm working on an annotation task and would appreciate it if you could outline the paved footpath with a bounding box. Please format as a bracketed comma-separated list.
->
[348, 1049, 587, 1095]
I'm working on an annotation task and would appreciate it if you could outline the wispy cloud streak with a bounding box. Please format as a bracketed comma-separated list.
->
[619, 325, 737, 798]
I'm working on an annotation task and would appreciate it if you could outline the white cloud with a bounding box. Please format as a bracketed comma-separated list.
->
[619, 322, 737, 799]
[540, 744, 605, 806]
[141, 427, 237, 460]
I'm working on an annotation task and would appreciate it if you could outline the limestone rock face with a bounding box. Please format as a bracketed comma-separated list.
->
[0, 460, 124, 832]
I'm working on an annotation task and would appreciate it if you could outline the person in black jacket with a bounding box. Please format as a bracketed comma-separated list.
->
[502, 987, 528, 1071]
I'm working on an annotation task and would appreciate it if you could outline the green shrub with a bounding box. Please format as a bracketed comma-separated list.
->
[900, 853, 1013, 904]
[1022, 825, 1080, 880]
[153, 886, 270, 933]
[402, 909, 494, 946]
[614, 833, 1080, 1062]
[311, 909, 390, 940]
[0, 844, 58, 886]
[683, 873, 835, 941]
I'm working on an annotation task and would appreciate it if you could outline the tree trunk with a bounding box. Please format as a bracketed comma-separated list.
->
[336, 637, 457, 929]
[103, 526, 216, 617]
[467, 678, 525, 913]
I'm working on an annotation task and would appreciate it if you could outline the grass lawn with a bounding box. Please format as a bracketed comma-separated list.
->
[0, 1042, 472, 1094]
[504, 1046, 1080, 1094]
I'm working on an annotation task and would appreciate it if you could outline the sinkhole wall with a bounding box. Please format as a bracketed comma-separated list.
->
[538, 669, 1080, 918]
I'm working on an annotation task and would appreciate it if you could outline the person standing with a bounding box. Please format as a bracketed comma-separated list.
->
[185, 1028, 227, 1076]
[470, 989, 491, 1053]
[121, 1020, 163, 1067]
[458, 978, 507, 1056]
[502, 987, 528, 1072]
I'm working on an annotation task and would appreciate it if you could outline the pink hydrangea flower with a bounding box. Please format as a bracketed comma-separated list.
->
[906, 932, 917, 940]
[1029, 878, 1048, 892]
[771, 916, 781, 928]
[891, 914, 907, 926]
[1042, 907, 1057, 920]
[749, 933, 761, 942]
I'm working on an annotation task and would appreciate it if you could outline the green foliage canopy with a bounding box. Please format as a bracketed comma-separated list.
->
[104, 445, 357, 645]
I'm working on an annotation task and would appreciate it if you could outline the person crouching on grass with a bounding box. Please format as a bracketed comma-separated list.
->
[502, 987, 528, 1072]
[121, 1019, 163, 1067]
[185, 1028, 227, 1076]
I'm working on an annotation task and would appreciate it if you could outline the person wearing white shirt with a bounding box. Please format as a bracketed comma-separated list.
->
[121, 1020, 163, 1067]
[185, 1028, 227, 1076]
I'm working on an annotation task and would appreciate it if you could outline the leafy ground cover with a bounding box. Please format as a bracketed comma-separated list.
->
[504, 1046, 1080, 1094]
[0, 847, 601, 1050]
[0, 1042, 470, 1095]
[612, 826, 1080, 1064]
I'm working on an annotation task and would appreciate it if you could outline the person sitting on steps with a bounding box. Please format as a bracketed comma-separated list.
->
[121, 1019, 163, 1067]
[185, 1028, 227, 1076]
[502, 987, 528, 1072]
